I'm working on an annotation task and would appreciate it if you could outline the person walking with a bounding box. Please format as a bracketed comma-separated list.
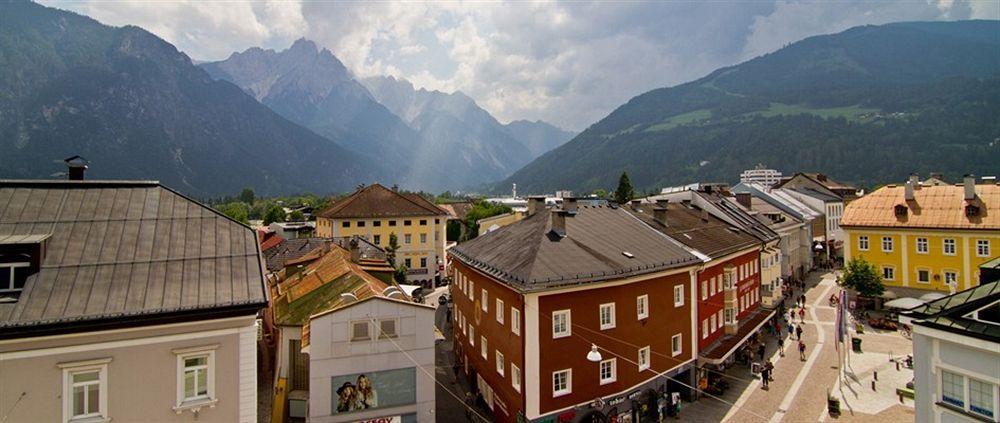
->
[798, 307, 806, 322]
[800, 294, 806, 307]
[777, 336, 785, 357]
[796, 325, 803, 341]
[798, 340, 807, 361]
[757, 343, 766, 361]
[787, 322, 794, 337]
[761, 365, 771, 389]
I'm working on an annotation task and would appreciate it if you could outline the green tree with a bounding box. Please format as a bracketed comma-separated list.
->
[238, 187, 255, 205]
[262, 204, 285, 225]
[385, 232, 400, 268]
[839, 257, 885, 298]
[463, 200, 513, 240]
[288, 210, 305, 222]
[216, 202, 250, 225]
[394, 265, 408, 284]
[614, 171, 635, 205]
[592, 188, 609, 199]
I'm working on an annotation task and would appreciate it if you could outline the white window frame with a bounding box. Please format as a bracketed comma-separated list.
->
[378, 318, 398, 339]
[496, 298, 504, 325]
[671, 334, 682, 357]
[468, 280, 474, 300]
[882, 236, 893, 252]
[0, 262, 29, 293]
[552, 309, 571, 338]
[702, 319, 708, 339]
[552, 369, 572, 397]
[916, 237, 929, 254]
[173, 344, 218, 411]
[717, 310, 723, 328]
[481, 336, 487, 359]
[350, 320, 371, 341]
[917, 268, 931, 284]
[944, 270, 959, 287]
[711, 314, 717, 332]
[60, 358, 111, 423]
[882, 266, 895, 281]
[511, 307, 521, 335]
[859, 235, 869, 251]
[495, 350, 505, 376]
[701, 280, 708, 300]
[725, 308, 734, 324]
[599, 303, 616, 330]
[404, 233, 411, 244]
[967, 376, 997, 419]
[636, 295, 649, 320]
[599, 358, 617, 385]
[511, 364, 522, 392]
[673, 285, 684, 307]
[469, 325, 475, 346]
[481, 289, 488, 312]
[638, 346, 650, 371]
[976, 239, 991, 257]
[943, 238, 957, 255]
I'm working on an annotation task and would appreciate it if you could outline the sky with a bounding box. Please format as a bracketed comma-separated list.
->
[41, 0, 999, 132]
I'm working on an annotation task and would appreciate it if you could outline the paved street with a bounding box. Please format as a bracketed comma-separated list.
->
[680, 270, 915, 423]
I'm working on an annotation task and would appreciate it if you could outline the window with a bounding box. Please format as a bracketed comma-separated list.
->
[858, 235, 869, 251]
[342, 221, 350, 228]
[419, 219, 427, 225]
[404, 220, 412, 226]
[916, 237, 928, 254]
[638, 346, 650, 371]
[599, 303, 616, 330]
[405, 234, 412, 244]
[357, 220, 366, 227]
[553, 369, 572, 397]
[378, 319, 397, 338]
[701, 280, 708, 300]
[711, 314, 717, 332]
[511, 308, 521, 335]
[389, 220, 397, 227]
[60, 359, 109, 422]
[944, 238, 956, 255]
[552, 310, 571, 338]
[724, 272, 734, 289]
[481, 336, 487, 359]
[420, 257, 427, 268]
[977, 239, 991, 257]
[404, 258, 412, 268]
[468, 281, 474, 300]
[496, 299, 504, 324]
[420, 233, 427, 244]
[469, 326, 475, 345]
[373, 220, 381, 227]
[174, 345, 217, 409]
[674, 285, 684, 307]
[351, 321, 371, 341]
[725, 308, 734, 324]
[881, 236, 893, 252]
[373, 234, 381, 245]
[917, 269, 930, 284]
[714, 276, 721, 294]
[969, 378, 996, 418]
[496, 351, 505, 376]
[637, 295, 649, 319]
[671, 334, 682, 357]
[945, 271, 958, 287]
[882, 266, 895, 281]
[511, 364, 522, 392]
[0, 262, 29, 292]
[702, 319, 708, 338]
[481, 289, 488, 312]
[717, 310, 723, 328]
[941, 370, 965, 407]
[599, 358, 617, 385]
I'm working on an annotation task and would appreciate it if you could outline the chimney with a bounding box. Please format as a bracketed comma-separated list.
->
[964, 174, 976, 201]
[653, 207, 668, 226]
[64, 156, 88, 181]
[562, 197, 578, 213]
[655, 199, 670, 207]
[904, 180, 915, 201]
[527, 196, 546, 216]
[700, 207, 709, 222]
[348, 237, 361, 263]
[817, 174, 828, 182]
[630, 199, 643, 211]
[550, 210, 569, 237]
[735, 192, 752, 209]
[909, 173, 920, 190]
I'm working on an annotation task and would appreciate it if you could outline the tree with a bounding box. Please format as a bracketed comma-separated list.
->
[262, 204, 285, 225]
[393, 265, 408, 284]
[462, 200, 513, 240]
[592, 188, 609, 199]
[839, 257, 885, 298]
[385, 232, 400, 268]
[288, 210, 305, 222]
[216, 202, 250, 225]
[614, 171, 635, 205]
[238, 187, 255, 205]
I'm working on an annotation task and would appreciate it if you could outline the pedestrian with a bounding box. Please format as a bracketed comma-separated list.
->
[798, 340, 807, 361]
[800, 294, 806, 307]
[777, 337, 785, 357]
[761, 366, 771, 389]
[796, 325, 803, 341]
[787, 322, 794, 337]
[758, 343, 766, 361]
[799, 307, 805, 322]
[776, 321, 782, 336]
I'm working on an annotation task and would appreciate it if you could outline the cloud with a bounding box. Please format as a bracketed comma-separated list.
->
[39, 0, 995, 131]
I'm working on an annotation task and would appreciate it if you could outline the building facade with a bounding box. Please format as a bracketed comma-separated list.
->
[0, 180, 266, 423]
[316, 184, 447, 285]
[449, 200, 702, 422]
[739, 165, 783, 187]
[842, 177, 1000, 293]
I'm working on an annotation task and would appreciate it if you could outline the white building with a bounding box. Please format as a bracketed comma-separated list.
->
[901, 274, 999, 423]
[739, 165, 783, 187]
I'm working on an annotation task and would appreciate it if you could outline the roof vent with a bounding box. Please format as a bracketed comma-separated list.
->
[622, 251, 635, 258]
[64, 155, 88, 181]
[382, 286, 404, 299]
[340, 293, 359, 303]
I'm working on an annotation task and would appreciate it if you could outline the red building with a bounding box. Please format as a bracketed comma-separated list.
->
[448, 198, 703, 423]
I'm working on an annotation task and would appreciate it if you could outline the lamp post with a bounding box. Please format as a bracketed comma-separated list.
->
[587, 344, 603, 362]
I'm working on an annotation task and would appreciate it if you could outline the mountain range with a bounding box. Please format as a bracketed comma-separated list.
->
[499, 20, 1000, 194]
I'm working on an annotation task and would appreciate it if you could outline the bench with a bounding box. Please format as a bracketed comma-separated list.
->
[896, 387, 915, 401]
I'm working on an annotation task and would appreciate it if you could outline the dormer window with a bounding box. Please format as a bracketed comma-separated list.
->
[0, 262, 30, 293]
[894, 204, 908, 217]
[965, 205, 980, 217]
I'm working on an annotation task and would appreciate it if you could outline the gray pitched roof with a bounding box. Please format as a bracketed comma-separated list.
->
[627, 203, 760, 258]
[0, 180, 266, 338]
[449, 205, 700, 292]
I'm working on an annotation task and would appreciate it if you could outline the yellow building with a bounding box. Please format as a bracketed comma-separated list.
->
[842, 176, 1000, 293]
[315, 183, 447, 284]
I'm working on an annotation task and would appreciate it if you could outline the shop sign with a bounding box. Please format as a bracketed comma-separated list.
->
[356, 416, 400, 423]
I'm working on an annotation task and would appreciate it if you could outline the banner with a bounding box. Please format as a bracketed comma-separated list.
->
[332, 367, 417, 414]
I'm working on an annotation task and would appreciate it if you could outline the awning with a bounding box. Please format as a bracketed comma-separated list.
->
[699, 307, 776, 365]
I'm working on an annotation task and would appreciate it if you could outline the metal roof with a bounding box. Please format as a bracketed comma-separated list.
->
[0, 180, 266, 337]
[902, 279, 1000, 343]
[627, 203, 760, 259]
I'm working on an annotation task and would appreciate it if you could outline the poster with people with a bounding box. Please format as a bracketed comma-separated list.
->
[331, 367, 416, 414]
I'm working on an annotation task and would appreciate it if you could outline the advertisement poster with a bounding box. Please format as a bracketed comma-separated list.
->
[331, 367, 416, 414]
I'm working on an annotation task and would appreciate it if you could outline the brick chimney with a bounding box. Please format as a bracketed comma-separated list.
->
[64, 156, 88, 181]
[630, 199, 643, 211]
[348, 237, 361, 263]
[735, 192, 752, 209]
[527, 196, 546, 216]
[904, 180, 915, 201]
[964, 174, 976, 201]
[550, 210, 569, 237]
[908, 173, 920, 190]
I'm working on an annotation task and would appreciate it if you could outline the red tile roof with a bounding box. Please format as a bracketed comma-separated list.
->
[841, 183, 1000, 230]
[317, 183, 447, 219]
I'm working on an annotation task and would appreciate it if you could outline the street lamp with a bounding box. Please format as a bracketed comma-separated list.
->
[586, 344, 603, 362]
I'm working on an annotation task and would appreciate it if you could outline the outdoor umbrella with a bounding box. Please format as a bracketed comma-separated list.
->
[880, 291, 898, 299]
[884, 297, 925, 310]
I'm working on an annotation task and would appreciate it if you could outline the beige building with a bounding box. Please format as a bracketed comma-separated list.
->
[0, 180, 267, 423]
[316, 184, 447, 285]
